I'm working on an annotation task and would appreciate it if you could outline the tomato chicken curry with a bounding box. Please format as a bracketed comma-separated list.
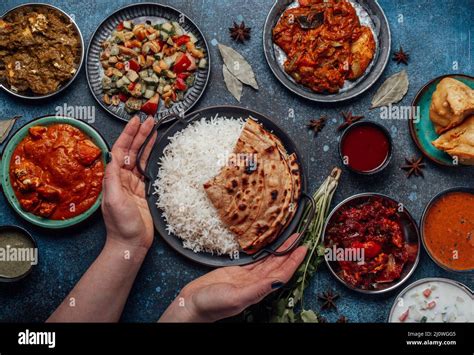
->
[273, 0, 376, 93]
[9, 124, 104, 220]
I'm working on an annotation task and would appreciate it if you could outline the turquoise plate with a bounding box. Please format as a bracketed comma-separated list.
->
[409, 74, 474, 166]
[0, 116, 110, 229]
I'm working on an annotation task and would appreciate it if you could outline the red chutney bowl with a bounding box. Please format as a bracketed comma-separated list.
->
[339, 121, 392, 175]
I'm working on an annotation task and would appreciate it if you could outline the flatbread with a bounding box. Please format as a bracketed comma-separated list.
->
[432, 115, 474, 165]
[430, 78, 474, 134]
[204, 119, 301, 254]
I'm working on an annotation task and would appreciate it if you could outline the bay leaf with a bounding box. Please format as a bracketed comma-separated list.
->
[0, 116, 19, 144]
[223, 65, 243, 102]
[300, 309, 318, 323]
[371, 70, 409, 109]
[218, 43, 259, 90]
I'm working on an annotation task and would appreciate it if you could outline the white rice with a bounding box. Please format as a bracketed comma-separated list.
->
[153, 115, 244, 255]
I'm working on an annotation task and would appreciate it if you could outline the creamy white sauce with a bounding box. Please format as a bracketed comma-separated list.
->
[390, 280, 474, 323]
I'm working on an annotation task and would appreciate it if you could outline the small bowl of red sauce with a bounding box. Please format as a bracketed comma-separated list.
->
[339, 121, 392, 175]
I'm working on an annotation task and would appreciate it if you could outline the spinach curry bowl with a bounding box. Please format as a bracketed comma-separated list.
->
[0, 116, 110, 229]
[0, 3, 84, 99]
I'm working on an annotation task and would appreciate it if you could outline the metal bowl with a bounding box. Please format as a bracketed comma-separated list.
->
[420, 187, 474, 273]
[0, 225, 38, 283]
[263, 0, 391, 103]
[338, 121, 393, 175]
[322, 193, 421, 294]
[86, 3, 211, 123]
[0, 3, 85, 100]
[387, 277, 473, 322]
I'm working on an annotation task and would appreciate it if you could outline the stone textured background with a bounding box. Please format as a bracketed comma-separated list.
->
[0, 0, 472, 322]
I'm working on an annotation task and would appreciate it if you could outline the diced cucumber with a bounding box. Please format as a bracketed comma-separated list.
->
[123, 21, 133, 30]
[116, 78, 125, 88]
[121, 76, 131, 85]
[144, 89, 155, 99]
[198, 58, 207, 69]
[161, 22, 173, 33]
[102, 76, 112, 90]
[139, 70, 149, 79]
[160, 31, 169, 41]
[110, 45, 120, 56]
[188, 32, 198, 44]
[126, 70, 139, 82]
[172, 22, 184, 36]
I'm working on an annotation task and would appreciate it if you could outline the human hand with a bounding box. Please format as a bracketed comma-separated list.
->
[102, 116, 157, 251]
[159, 234, 307, 322]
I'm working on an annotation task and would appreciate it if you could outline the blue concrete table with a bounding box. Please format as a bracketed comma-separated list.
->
[0, 0, 472, 322]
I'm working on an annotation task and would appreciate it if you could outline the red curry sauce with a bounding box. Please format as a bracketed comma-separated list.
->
[9, 124, 104, 220]
[423, 192, 474, 271]
[273, 0, 376, 93]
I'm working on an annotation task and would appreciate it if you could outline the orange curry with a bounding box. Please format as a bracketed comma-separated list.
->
[424, 192, 474, 271]
[9, 124, 104, 220]
[273, 0, 375, 93]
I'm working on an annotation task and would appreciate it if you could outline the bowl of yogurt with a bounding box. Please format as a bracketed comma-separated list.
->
[388, 278, 473, 323]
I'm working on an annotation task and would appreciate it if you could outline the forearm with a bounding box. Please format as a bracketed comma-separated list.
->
[47, 237, 148, 323]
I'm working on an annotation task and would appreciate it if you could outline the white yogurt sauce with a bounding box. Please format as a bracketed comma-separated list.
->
[390, 280, 473, 323]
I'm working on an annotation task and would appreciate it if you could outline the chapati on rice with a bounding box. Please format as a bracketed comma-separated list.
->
[153, 115, 244, 255]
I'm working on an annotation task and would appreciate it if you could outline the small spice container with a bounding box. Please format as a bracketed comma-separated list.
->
[0, 225, 38, 282]
[339, 121, 392, 174]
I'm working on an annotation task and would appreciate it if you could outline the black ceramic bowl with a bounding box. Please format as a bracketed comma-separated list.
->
[322, 193, 420, 294]
[420, 187, 474, 273]
[0, 225, 38, 283]
[338, 121, 393, 175]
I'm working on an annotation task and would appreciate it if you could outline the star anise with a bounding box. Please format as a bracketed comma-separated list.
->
[336, 315, 349, 323]
[401, 157, 426, 178]
[338, 111, 364, 131]
[318, 290, 339, 311]
[393, 46, 409, 65]
[307, 116, 327, 135]
[229, 22, 251, 43]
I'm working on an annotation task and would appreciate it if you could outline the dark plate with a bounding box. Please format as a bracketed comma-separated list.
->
[0, 3, 84, 100]
[263, 0, 391, 103]
[140, 106, 310, 267]
[322, 193, 420, 294]
[420, 187, 474, 273]
[409, 74, 474, 167]
[86, 3, 210, 123]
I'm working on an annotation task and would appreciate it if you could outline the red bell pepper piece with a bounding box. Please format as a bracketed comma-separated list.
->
[127, 59, 140, 72]
[177, 72, 190, 80]
[141, 94, 160, 116]
[118, 93, 128, 102]
[175, 77, 187, 91]
[174, 53, 192, 73]
[116, 22, 124, 31]
[174, 35, 191, 46]
[127, 82, 136, 91]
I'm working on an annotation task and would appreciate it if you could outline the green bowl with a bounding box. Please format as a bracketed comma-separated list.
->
[0, 116, 110, 229]
[409, 74, 474, 167]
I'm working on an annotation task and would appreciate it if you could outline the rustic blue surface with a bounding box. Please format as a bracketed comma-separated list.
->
[0, 0, 472, 322]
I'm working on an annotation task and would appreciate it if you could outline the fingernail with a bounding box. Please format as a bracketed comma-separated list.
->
[106, 152, 113, 163]
[271, 281, 284, 290]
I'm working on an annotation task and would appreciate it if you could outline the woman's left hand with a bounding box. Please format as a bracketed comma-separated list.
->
[102, 116, 157, 251]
